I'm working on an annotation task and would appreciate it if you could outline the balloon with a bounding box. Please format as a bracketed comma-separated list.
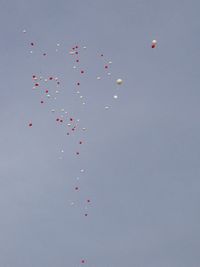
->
[151, 40, 157, 48]
[116, 78, 123, 85]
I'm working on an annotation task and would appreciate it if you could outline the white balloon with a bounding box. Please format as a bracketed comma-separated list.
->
[116, 78, 123, 85]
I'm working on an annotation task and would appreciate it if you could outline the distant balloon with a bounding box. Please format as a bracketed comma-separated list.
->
[151, 40, 157, 48]
[116, 78, 123, 85]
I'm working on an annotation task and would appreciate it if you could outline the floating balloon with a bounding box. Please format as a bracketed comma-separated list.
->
[116, 78, 123, 85]
[151, 40, 157, 48]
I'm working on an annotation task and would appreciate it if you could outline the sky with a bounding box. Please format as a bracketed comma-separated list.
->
[0, 0, 200, 266]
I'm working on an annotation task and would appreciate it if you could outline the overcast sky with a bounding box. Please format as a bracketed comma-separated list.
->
[0, 0, 200, 266]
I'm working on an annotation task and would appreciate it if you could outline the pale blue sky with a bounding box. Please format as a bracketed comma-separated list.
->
[0, 0, 200, 266]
